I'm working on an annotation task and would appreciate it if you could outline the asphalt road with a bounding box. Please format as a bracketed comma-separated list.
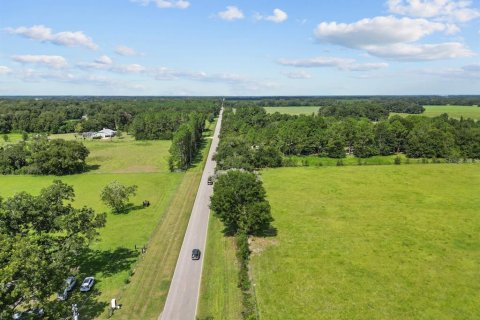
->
[160, 107, 223, 320]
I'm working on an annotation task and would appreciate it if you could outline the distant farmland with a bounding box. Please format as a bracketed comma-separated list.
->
[393, 105, 480, 120]
[264, 106, 319, 115]
[251, 164, 480, 319]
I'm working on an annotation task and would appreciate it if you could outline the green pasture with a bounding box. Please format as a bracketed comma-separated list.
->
[249, 164, 480, 319]
[264, 106, 320, 115]
[392, 105, 480, 120]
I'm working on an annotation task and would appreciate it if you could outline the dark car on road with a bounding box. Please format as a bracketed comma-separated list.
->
[191, 249, 201, 260]
[207, 176, 214, 185]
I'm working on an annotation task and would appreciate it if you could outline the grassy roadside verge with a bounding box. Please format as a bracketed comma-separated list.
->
[197, 216, 242, 320]
[111, 120, 217, 320]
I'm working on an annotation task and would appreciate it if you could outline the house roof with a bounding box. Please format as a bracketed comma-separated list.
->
[98, 128, 116, 134]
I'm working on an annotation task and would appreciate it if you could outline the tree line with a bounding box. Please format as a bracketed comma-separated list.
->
[168, 113, 207, 170]
[0, 136, 89, 175]
[0, 98, 220, 135]
[226, 95, 479, 111]
[214, 106, 480, 171]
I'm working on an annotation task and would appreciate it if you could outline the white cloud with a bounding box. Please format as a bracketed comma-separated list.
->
[364, 42, 474, 60]
[115, 45, 138, 56]
[217, 6, 244, 21]
[314, 16, 473, 60]
[95, 55, 113, 65]
[6, 25, 98, 50]
[131, 0, 190, 9]
[256, 8, 288, 23]
[152, 67, 276, 92]
[77, 57, 146, 74]
[282, 70, 312, 79]
[0, 66, 12, 75]
[387, 0, 480, 22]
[278, 56, 389, 71]
[12, 55, 68, 69]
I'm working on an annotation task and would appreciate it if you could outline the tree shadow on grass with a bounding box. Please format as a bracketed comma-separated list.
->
[85, 164, 101, 172]
[221, 225, 278, 238]
[189, 138, 209, 170]
[78, 247, 139, 277]
[112, 203, 147, 215]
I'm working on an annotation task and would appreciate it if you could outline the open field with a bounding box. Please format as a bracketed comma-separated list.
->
[264, 106, 320, 115]
[197, 215, 243, 320]
[392, 105, 480, 120]
[0, 120, 217, 319]
[249, 164, 480, 319]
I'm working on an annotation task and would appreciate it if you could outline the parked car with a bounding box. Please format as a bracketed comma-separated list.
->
[80, 277, 95, 292]
[58, 276, 76, 300]
[12, 308, 44, 319]
[207, 176, 214, 185]
[191, 249, 201, 260]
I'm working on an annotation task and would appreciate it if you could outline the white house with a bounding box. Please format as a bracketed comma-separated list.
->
[97, 128, 117, 138]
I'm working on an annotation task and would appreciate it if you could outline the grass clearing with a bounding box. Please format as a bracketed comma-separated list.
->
[197, 215, 243, 320]
[264, 106, 320, 115]
[392, 105, 480, 120]
[250, 164, 480, 319]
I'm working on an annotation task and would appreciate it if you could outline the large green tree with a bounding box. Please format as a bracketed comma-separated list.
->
[0, 181, 106, 319]
[210, 170, 273, 234]
[100, 180, 138, 213]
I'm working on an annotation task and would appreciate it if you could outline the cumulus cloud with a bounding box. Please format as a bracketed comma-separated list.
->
[6, 25, 98, 50]
[387, 0, 480, 22]
[77, 56, 146, 73]
[12, 55, 68, 69]
[131, 0, 190, 9]
[314, 16, 473, 60]
[115, 45, 138, 56]
[278, 56, 389, 71]
[217, 6, 244, 21]
[95, 55, 113, 65]
[256, 8, 288, 23]
[0, 66, 12, 75]
[282, 70, 312, 79]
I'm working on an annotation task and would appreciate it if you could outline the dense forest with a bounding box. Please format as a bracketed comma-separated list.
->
[226, 95, 480, 109]
[214, 106, 480, 171]
[0, 97, 220, 135]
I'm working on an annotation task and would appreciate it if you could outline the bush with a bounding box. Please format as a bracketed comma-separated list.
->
[394, 156, 401, 165]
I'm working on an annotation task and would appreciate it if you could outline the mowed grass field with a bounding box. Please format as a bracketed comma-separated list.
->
[250, 164, 480, 319]
[264, 106, 320, 115]
[392, 105, 480, 120]
[197, 214, 243, 320]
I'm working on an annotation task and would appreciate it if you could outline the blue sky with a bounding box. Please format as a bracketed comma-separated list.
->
[0, 0, 479, 95]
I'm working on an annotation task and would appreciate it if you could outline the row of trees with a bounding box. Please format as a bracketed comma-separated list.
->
[210, 170, 273, 319]
[214, 106, 480, 170]
[0, 181, 106, 319]
[0, 98, 220, 135]
[226, 96, 479, 113]
[0, 137, 89, 175]
[168, 113, 207, 170]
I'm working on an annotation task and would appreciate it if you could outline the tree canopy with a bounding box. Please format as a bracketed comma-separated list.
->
[210, 170, 273, 235]
[0, 181, 106, 319]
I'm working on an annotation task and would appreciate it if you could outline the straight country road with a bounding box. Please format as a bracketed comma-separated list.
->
[160, 107, 223, 320]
